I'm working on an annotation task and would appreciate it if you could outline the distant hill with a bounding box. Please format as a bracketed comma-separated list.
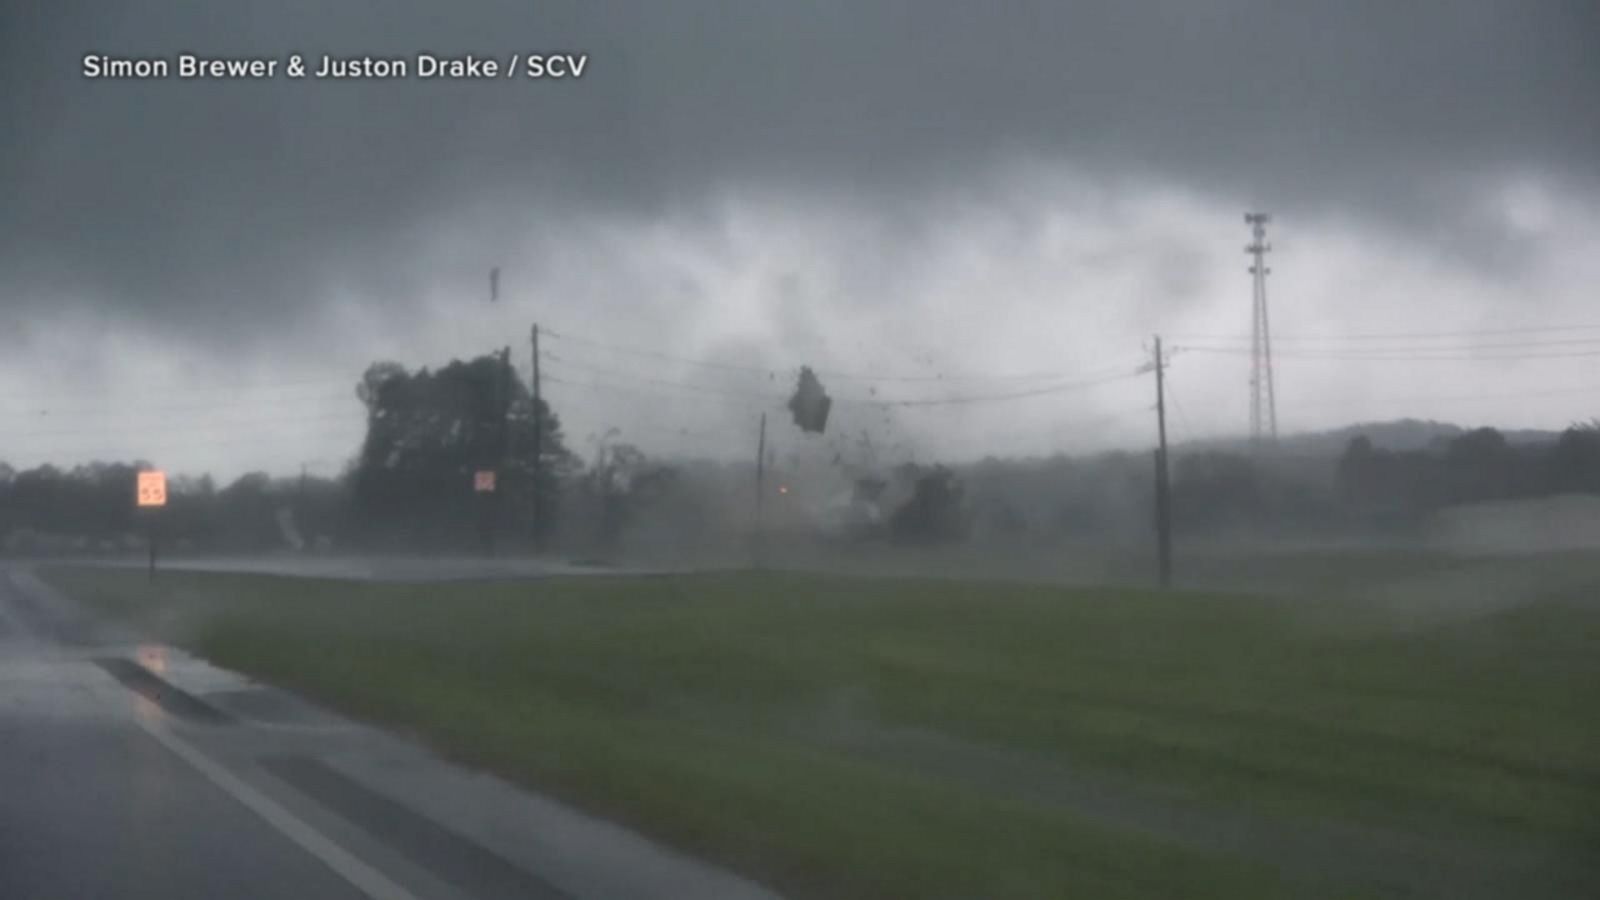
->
[1178, 418, 1564, 458]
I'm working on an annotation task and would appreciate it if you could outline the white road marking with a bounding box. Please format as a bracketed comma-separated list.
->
[131, 715, 422, 900]
[3, 565, 417, 900]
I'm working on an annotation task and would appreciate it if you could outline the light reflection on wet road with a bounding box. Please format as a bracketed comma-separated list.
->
[0, 575, 366, 900]
[0, 566, 783, 900]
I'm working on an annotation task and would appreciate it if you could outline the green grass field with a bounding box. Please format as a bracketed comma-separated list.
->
[44, 561, 1600, 898]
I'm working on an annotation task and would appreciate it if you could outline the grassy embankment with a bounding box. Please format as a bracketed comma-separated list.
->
[45, 562, 1600, 899]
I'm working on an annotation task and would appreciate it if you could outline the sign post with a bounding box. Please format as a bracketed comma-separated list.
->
[474, 469, 497, 558]
[136, 470, 168, 580]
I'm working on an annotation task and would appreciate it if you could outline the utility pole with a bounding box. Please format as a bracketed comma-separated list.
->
[489, 342, 508, 554]
[480, 347, 510, 559]
[755, 412, 767, 524]
[1245, 212, 1277, 448]
[500, 347, 513, 460]
[147, 514, 158, 582]
[530, 323, 543, 548]
[754, 412, 767, 567]
[1153, 336, 1173, 588]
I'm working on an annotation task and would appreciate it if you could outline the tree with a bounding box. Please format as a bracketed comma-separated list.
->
[1444, 427, 1518, 501]
[1172, 452, 1262, 530]
[890, 465, 968, 543]
[1548, 424, 1600, 494]
[214, 472, 281, 549]
[584, 439, 677, 548]
[351, 355, 573, 547]
[1337, 436, 1380, 504]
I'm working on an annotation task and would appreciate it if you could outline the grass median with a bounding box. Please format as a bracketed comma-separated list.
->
[43, 564, 1600, 898]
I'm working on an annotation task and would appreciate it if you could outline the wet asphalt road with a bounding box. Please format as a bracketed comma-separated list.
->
[72, 554, 672, 583]
[0, 574, 366, 900]
[0, 566, 783, 900]
[0, 715, 368, 899]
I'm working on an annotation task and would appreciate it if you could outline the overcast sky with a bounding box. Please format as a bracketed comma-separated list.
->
[2, 1, 1598, 479]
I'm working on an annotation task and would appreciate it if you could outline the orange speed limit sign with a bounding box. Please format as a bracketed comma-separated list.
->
[136, 470, 168, 507]
[474, 469, 497, 493]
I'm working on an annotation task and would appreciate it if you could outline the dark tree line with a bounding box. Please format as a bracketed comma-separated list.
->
[951, 423, 1600, 543]
[0, 352, 691, 557]
[0, 353, 578, 555]
[5, 353, 1598, 556]
[0, 463, 348, 554]
[1161, 423, 1600, 535]
[1335, 424, 1600, 522]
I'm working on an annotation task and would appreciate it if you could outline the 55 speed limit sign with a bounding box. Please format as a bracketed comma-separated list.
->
[136, 470, 167, 507]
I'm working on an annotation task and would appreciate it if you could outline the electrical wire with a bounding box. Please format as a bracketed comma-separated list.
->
[0, 377, 354, 404]
[1292, 383, 1600, 410]
[1173, 336, 1600, 353]
[1165, 377, 1195, 444]
[544, 354, 787, 400]
[542, 372, 779, 407]
[545, 325, 1120, 384]
[1167, 323, 1600, 342]
[544, 329, 779, 375]
[865, 367, 1144, 407]
[546, 354, 1146, 409]
[3, 412, 362, 441]
[1176, 345, 1600, 362]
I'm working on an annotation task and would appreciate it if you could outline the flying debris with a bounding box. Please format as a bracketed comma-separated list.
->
[788, 366, 833, 433]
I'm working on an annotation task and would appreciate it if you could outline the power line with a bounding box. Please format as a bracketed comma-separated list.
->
[1292, 383, 1600, 410]
[546, 325, 1119, 384]
[547, 354, 1145, 409]
[1165, 375, 1195, 444]
[542, 373, 778, 409]
[1169, 323, 1600, 343]
[544, 353, 787, 399]
[543, 368, 783, 403]
[0, 395, 361, 422]
[0, 379, 356, 407]
[3, 401, 356, 421]
[864, 367, 1143, 407]
[807, 366, 1087, 384]
[1177, 345, 1600, 362]
[0, 428, 364, 456]
[3, 413, 361, 440]
[932, 406, 1148, 452]
[544, 329, 780, 375]
[1174, 336, 1600, 353]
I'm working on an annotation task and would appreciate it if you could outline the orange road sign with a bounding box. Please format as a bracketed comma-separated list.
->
[137, 470, 167, 507]
[474, 469, 497, 493]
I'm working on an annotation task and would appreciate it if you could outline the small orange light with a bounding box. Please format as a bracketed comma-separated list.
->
[138, 643, 168, 674]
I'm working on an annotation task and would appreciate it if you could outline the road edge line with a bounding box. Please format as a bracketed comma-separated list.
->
[131, 715, 421, 900]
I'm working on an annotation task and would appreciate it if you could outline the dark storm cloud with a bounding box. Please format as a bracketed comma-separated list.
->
[1, 0, 1596, 341]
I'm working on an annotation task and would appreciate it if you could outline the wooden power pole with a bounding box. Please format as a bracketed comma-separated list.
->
[755, 412, 767, 525]
[754, 412, 767, 566]
[1153, 336, 1173, 587]
[530, 323, 543, 547]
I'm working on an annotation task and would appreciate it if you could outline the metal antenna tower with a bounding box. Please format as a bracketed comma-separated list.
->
[1245, 212, 1277, 446]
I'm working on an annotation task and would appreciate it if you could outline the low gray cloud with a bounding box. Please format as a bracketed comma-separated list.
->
[3, 1, 1596, 335]
[1, 1, 1597, 475]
